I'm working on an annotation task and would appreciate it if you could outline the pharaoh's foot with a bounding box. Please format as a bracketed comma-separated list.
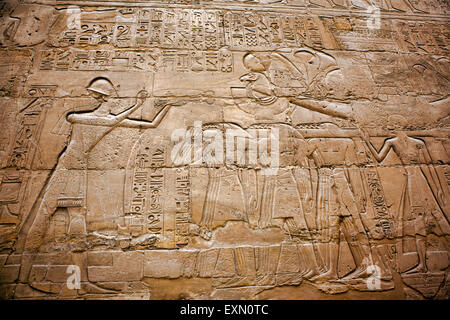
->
[341, 266, 369, 281]
[387, 6, 405, 12]
[349, 5, 367, 10]
[412, 8, 429, 14]
[333, 4, 347, 9]
[404, 263, 427, 274]
[311, 269, 338, 282]
[301, 267, 320, 280]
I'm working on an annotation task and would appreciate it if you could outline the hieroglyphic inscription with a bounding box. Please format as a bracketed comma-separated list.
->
[0, 97, 52, 227]
[38, 48, 233, 73]
[365, 170, 395, 239]
[174, 168, 190, 247]
[0, 0, 449, 301]
[50, 8, 339, 51]
[148, 148, 165, 237]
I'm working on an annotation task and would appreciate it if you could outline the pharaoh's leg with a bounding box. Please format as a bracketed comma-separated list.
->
[405, 235, 427, 274]
[200, 168, 221, 229]
[312, 215, 340, 281]
[21, 205, 65, 285]
[16, 167, 68, 253]
[316, 171, 331, 243]
[284, 216, 320, 276]
[290, 228, 326, 278]
[334, 170, 372, 279]
[311, 170, 332, 276]
[237, 169, 259, 228]
[291, 168, 323, 277]
[259, 175, 276, 228]
[406, 213, 427, 274]
[23, 199, 56, 252]
[16, 171, 61, 285]
[286, 213, 323, 277]
[371, 244, 394, 280]
[297, 242, 321, 279]
[340, 216, 373, 279]
[404, 236, 427, 274]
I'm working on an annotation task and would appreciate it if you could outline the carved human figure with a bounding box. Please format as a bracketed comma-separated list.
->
[200, 52, 296, 234]
[231, 52, 292, 122]
[302, 138, 373, 280]
[283, 49, 381, 280]
[16, 77, 179, 252]
[207, 49, 367, 282]
[233, 49, 354, 121]
[362, 115, 450, 274]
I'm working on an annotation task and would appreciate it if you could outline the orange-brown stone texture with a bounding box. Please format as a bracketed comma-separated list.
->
[0, 0, 449, 300]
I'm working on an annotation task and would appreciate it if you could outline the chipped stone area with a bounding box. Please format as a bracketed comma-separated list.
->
[0, 0, 449, 300]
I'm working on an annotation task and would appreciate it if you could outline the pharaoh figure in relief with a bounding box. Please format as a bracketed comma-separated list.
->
[283, 49, 375, 282]
[195, 47, 378, 287]
[0, 0, 449, 301]
[16, 77, 180, 253]
[362, 116, 449, 274]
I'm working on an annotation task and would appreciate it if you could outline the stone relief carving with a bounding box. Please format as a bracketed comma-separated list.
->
[0, 0, 448, 300]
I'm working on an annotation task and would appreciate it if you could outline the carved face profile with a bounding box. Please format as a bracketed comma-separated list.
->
[243, 53, 266, 72]
[87, 90, 106, 102]
[86, 77, 117, 102]
[387, 114, 408, 131]
[324, 69, 351, 100]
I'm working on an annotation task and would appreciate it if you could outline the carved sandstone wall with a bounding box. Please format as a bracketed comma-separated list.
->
[0, 0, 449, 300]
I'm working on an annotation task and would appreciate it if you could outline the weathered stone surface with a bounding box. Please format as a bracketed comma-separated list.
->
[0, 0, 449, 300]
[0, 264, 19, 283]
[88, 251, 143, 282]
[144, 250, 189, 279]
[87, 251, 113, 267]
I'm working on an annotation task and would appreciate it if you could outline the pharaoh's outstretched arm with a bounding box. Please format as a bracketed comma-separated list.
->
[119, 104, 172, 129]
[289, 98, 353, 119]
[362, 135, 393, 163]
[67, 90, 147, 126]
[111, 90, 147, 124]
[67, 112, 116, 126]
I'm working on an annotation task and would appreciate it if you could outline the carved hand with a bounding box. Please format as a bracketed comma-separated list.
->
[136, 90, 148, 105]
[170, 99, 188, 107]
